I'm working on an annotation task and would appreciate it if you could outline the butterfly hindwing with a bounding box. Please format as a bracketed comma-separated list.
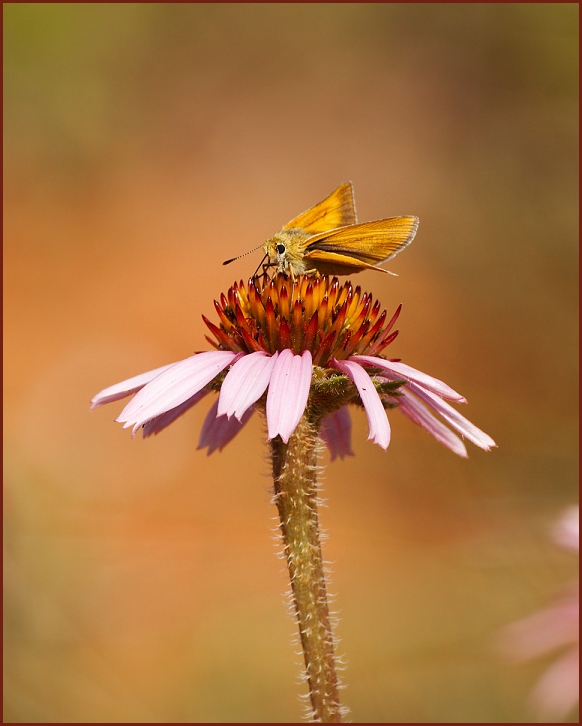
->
[302, 248, 387, 276]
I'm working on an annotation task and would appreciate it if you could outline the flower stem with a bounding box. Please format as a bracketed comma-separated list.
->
[270, 415, 343, 723]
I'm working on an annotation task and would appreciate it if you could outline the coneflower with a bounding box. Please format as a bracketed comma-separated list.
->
[92, 273, 496, 722]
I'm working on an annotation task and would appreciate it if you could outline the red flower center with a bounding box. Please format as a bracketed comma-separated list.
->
[203, 273, 401, 367]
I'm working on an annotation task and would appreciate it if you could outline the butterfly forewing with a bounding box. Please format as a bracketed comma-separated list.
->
[282, 181, 357, 235]
[305, 217, 419, 266]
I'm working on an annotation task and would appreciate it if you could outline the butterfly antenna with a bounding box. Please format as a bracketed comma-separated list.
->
[223, 244, 263, 266]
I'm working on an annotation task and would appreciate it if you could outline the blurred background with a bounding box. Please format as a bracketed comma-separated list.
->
[4, 4, 578, 722]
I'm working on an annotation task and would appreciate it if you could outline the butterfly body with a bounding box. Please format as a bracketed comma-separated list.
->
[263, 229, 313, 276]
[224, 182, 419, 278]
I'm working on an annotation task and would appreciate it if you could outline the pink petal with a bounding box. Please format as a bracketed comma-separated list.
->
[501, 598, 579, 661]
[407, 381, 497, 451]
[117, 350, 241, 429]
[397, 387, 468, 458]
[266, 349, 312, 444]
[552, 506, 579, 553]
[349, 355, 466, 402]
[332, 358, 390, 450]
[529, 647, 579, 721]
[217, 351, 279, 421]
[142, 389, 210, 438]
[320, 407, 354, 461]
[90, 363, 176, 409]
[197, 398, 254, 455]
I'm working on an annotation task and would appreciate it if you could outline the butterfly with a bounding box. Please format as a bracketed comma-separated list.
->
[224, 181, 418, 278]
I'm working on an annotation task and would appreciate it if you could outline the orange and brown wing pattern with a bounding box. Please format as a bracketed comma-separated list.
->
[304, 216, 419, 272]
[282, 182, 357, 235]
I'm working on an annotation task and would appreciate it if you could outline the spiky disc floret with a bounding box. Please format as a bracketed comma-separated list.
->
[203, 273, 401, 366]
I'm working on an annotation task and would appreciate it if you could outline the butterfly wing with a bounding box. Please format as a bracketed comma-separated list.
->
[282, 182, 357, 234]
[301, 249, 388, 276]
[304, 217, 418, 273]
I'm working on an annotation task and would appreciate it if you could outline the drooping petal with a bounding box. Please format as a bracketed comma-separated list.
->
[501, 598, 579, 662]
[332, 358, 390, 450]
[90, 363, 176, 409]
[552, 506, 579, 553]
[117, 350, 242, 429]
[266, 349, 313, 444]
[349, 355, 466, 402]
[396, 387, 468, 457]
[142, 389, 211, 438]
[320, 407, 354, 461]
[197, 398, 254, 455]
[528, 646, 579, 722]
[500, 594, 580, 720]
[407, 381, 497, 451]
[217, 350, 279, 421]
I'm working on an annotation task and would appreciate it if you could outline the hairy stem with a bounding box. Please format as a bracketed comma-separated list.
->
[271, 415, 343, 723]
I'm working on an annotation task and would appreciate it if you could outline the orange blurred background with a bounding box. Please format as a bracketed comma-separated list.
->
[4, 5, 578, 722]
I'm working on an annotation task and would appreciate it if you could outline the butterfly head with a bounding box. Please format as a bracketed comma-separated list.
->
[263, 229, 310, 276]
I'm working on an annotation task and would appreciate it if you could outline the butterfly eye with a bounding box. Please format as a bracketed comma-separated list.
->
[276, 244, 286, 254]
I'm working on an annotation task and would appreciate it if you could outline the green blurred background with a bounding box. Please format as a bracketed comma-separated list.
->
[4, 4, 578, 722]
